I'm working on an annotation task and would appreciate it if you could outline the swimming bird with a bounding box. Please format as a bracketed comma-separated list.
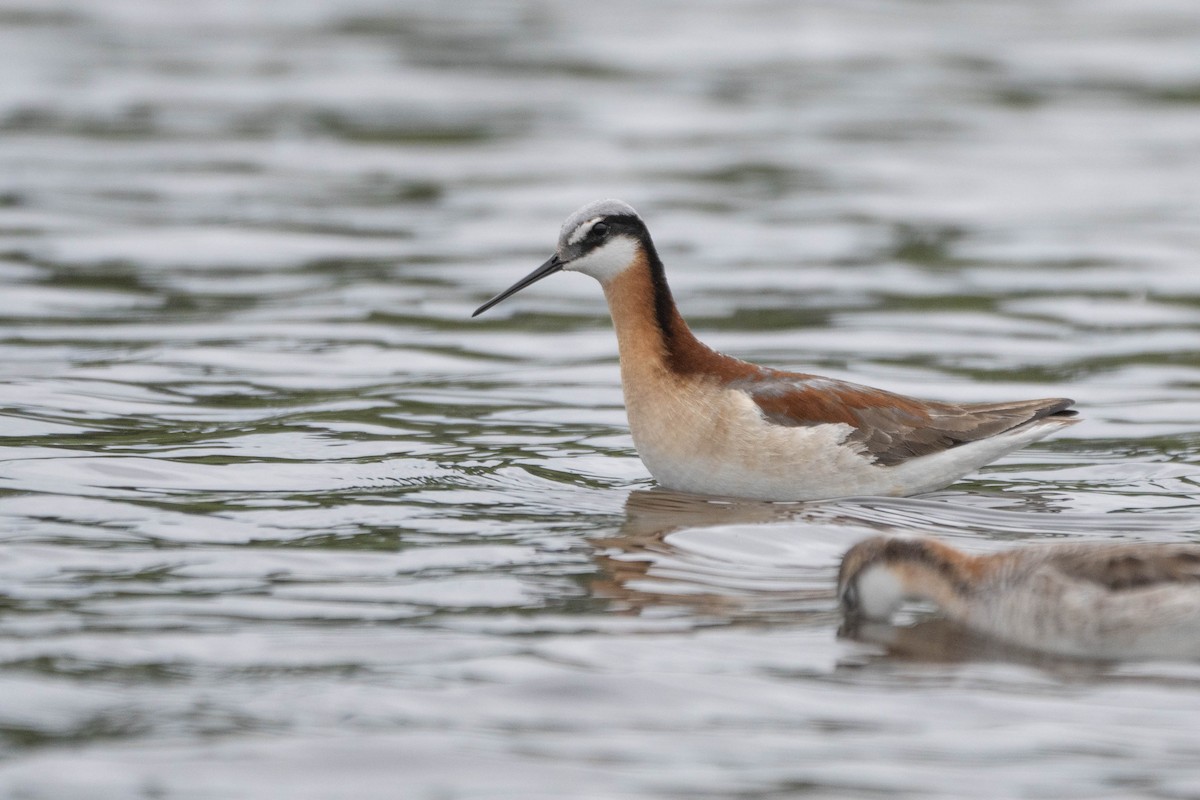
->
[473, 200, 1078, 501]
[838, 535, 1200, 659]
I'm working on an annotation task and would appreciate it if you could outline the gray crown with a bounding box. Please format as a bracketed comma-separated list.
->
[557, 199, 641, 250]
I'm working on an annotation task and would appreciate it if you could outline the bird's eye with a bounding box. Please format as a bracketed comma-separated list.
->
[591, 222, 608, 237]
[840, 581, 859, 615]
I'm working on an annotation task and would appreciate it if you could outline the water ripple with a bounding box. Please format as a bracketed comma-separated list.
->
[4, 0, 1200, 797]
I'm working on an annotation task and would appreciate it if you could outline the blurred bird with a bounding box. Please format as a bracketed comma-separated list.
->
[838, 535, 1200, 659]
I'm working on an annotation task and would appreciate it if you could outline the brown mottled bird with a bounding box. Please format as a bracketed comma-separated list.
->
[839, 535, 1200, 659]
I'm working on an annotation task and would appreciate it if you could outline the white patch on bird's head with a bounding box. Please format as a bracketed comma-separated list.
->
[853, 563, 907, 621]
[567, 217, 602, 246]
[561, 234, 639, 284]
[557, 199, 640, 249]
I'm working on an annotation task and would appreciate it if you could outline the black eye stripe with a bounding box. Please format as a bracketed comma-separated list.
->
[576, 214, 644, 246]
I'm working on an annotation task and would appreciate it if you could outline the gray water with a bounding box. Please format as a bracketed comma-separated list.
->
[2, 1, 1200, 797]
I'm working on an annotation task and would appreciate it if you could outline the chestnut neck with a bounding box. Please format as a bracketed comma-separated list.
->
[599, 242, 758, 380]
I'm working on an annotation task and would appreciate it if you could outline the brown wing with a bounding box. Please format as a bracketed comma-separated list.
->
[1047, 545, 1200, 592]
[735, 372, 1076, 466]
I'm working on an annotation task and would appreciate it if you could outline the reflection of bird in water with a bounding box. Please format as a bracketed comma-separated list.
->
[837, 535, 1200, 660]
[590, 489, 831, 619]
[473, 199, 1078, 501]
[610, 487, 801, 543]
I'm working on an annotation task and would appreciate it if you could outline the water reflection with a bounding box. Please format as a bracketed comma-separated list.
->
[841, 617, 1049, 664]
[613, 487, 806, 540]
[839, 614, 1200, 676]
[592, 488, 827, 619]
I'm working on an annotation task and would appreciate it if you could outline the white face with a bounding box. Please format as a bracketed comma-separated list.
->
[562, 234, 638, 285]
[854, 564, 907, 621]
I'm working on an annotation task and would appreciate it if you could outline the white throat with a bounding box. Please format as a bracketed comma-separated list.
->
[856, 564, 907, 621]
[563, 236, 638, 285]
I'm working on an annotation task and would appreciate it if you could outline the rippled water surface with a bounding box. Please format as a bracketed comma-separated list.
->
[3, 1, 1200, 797]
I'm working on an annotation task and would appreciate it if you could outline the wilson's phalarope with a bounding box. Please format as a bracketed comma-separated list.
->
[473, 200, 1078, 501]
[838, 536, 1200, 659]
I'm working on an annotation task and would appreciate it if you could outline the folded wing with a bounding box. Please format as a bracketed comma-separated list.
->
[737, 372, 1076, 466]
[1047, 546, 1200, 591]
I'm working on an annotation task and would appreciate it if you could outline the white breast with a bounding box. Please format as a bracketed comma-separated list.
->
[621, 374, 894, 501]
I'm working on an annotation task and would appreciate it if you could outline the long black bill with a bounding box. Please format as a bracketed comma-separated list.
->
[471, 254, 564, 317]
